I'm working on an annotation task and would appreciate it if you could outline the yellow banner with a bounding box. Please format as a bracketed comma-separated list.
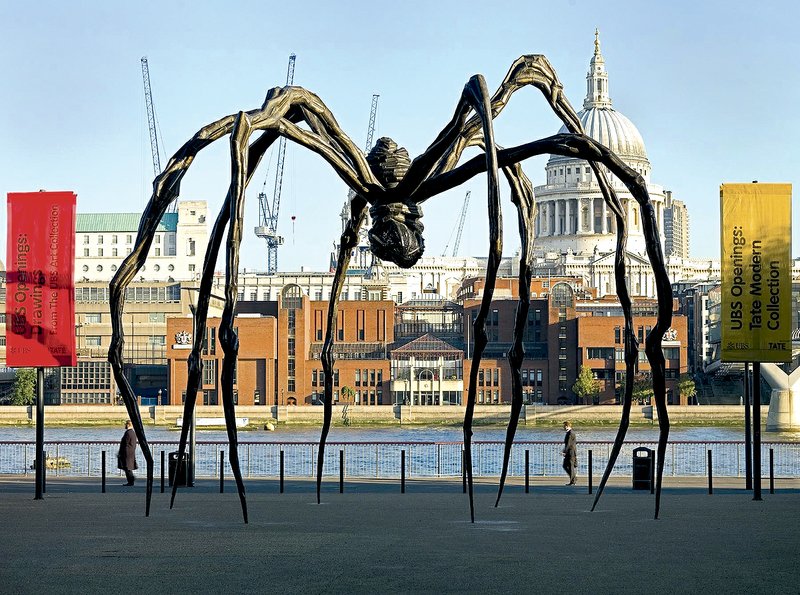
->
[720, 183, 792, 362]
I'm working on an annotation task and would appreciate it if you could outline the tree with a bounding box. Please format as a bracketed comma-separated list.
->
[632, 374, 654, 405]
[572, 365, 600, 405]
[678, 374, 697, 405]
[340, 385, 356, 404]
[11, 368, 37, 406]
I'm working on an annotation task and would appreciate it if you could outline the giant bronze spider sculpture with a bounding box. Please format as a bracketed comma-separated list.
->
[109, 54, 672, 523]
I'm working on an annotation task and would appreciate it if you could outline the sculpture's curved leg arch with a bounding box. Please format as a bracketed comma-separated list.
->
[459, 74, 502, 522]
[495, 162, 535, 507]
[213, 111, 256, 523]
[318, 195, 369, 503]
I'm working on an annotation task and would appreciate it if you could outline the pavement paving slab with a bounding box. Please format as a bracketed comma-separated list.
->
[1, 476, 798, 594]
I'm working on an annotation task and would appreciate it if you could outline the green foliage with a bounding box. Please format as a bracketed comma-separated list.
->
[572, 365, 600, 403]
[11, 368, 37, 406]
[632, 374, 654, 405]
[678, 374, 697, 401]
[340, 385, 356, 403]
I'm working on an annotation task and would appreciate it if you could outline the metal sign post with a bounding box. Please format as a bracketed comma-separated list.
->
[34, 367, 45, 500]
[752, 363, 762, 501]
[744, 362, 752, 490]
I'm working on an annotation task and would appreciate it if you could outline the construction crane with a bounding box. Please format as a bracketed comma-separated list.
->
[141, 57, 177, 214]
[442, 190, 471, 257]
[255, 53, 296, 274]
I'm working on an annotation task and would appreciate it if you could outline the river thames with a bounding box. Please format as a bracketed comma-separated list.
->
[2, 424, 800, 443]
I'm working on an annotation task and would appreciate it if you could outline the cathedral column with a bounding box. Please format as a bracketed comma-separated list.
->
[544, 201, 551, 235]
[555, 200, 562, 235]
[601, 199, 608, 234]
[576, 199, 583, 234]
[565, 199, 573, 235]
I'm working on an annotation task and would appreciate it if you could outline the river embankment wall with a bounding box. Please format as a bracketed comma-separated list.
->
[0, 404, 750, 427]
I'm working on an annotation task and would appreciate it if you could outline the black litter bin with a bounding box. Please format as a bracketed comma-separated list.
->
[632, 447, 654, 490]
[169, 451, 189, 487]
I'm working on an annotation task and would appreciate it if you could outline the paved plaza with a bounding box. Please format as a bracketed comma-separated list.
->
[1, 475, 798, 594]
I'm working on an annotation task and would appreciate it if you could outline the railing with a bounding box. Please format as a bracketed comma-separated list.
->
[2, 441, 799, 480]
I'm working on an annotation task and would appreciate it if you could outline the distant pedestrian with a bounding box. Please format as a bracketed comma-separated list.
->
[117, 420, 138, 486]
[561, 421, 577, 485]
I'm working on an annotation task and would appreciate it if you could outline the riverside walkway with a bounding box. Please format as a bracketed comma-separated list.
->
[1, 475, 798, 594]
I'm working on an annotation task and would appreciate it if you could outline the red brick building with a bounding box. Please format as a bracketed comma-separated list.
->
[167, 277, 689, 407]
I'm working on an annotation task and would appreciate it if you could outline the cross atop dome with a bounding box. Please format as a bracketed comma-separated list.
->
[585, 29, 612, 109]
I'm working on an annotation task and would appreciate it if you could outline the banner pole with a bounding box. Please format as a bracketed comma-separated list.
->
[753, 362, 762, 501]
[34, 367, 45, 500]
[744, 362, 752, 490]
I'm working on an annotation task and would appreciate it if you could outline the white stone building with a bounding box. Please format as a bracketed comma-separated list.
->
[75, 200, 208, 282]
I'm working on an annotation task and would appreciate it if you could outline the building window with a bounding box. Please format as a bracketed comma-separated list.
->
[82, 265, 89, 272]
[614, 326, 621, 344]
[98, 235, 103, 245]
[85, 336, 102, 347]
[188, 264, 196, 272]
[96, 265, 103, 272]
[126, 234, 132, 244]
[83, 248, 89, 257]
[98, 248, 103, 257]
[187, 238, 196, 256]
[112, 248, 118, 257]
[85, 313, 102, 323]
[587, 347, 615, 360]
[663, 347, 680, 360]
[155, 248, 161, 256]
[83, 235, 89, 244]
[203, 359, 217, 386]
[112, 235, 118, 244]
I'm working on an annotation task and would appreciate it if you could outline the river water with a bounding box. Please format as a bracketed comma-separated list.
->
[2, 424, 800, 443]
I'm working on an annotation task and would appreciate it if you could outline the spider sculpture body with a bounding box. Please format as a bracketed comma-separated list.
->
[109, 54, 672, 524]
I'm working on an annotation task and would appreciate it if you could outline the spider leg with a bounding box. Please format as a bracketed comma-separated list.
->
[420, 133, 664, 516]
[639, 200, 672, 519]
[495, 162, 535, 508]
[109, 113, 242, 517]
[318, 195, 369, 504]
[205, 111, 258, 524]
[456, 75, 502, 523]
[170, 130, 280, 512]
[111, 84, 376, 516]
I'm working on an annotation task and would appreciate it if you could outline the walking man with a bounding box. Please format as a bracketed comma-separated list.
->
[117, 420, 138, 486]
[561, 420, 577, 485]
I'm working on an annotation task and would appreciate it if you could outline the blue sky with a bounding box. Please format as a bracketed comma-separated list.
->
[2, 0, 798, 272]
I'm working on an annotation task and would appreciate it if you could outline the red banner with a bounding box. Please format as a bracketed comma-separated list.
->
[6, 191, 77, 367]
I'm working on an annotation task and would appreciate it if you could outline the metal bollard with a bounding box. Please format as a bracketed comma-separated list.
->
[160, 451, 165, 493]
[707, 449, 713, 495]
[401, 450, 406, 493]
[769, 448, 774, 494]
[220, 450, 225, 493]
[525, 449, 530, 494]
[339, 449, 344, 494]
[101, 451, 106, 493]
[280, 450, 284, 494]
[588, 449, 593, 495]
